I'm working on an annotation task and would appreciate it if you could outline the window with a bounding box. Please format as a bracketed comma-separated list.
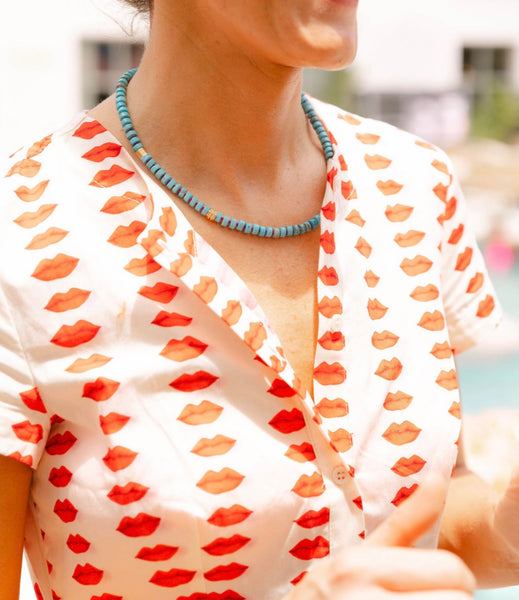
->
[462, 46, 512, 101]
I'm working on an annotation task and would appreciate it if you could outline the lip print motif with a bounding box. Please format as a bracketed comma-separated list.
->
[221, 300, 243, 326]
[32, 252, 78, 281]
[66, 354, 112, 374]
[316, 398, 348, 418]
[418, 310, 445, 332]
[91, 595, 123, 600]
[455, 247, 473, 272]
[322, 200, 336, 221]
[101, 191, 146, 214]
[6, 158, 41, 178]
[170, 371, 219, 393]
[49, 466, 73, 488]
[203, 563, 248, 582]
[53, 499, 78, 523]
[431, 159, 449, 176]
[433, 182, 448, 203]
[449, 401, 461, 419]
[435, 369, 459, 391]
[45, 288, 91, 313]
[477, 295, 495, 318]
[327, 166, 338, 188]
[317, 296, 342, 318]
[177, 400, 223, 425]
[170, 252, 193, 277]
[152, 311, 193, 327]
[191, 435, 236, 457]
[289, 536, 330, 560]
[14, 180, 49, 203]
[207, 505, 253, 527]
[375, 358, 403, 381]
[400, 255, 433, 276]
[107, 482, 149, 505]
[102, 446, 138, 472]
[295, 507, 330, 529]
[159, 205, 178, 237]
[19, 387, 46, 413]
[448, 223, 464, 245]
[138, 282, 179, 304]
[177, 592, 245, 600]
[73, 120, 106, 139]
[285, 442, 316, 463]
[364, 154, 392, 170]
[320, 231, 335, 254]
[367, 298, 388, 320]
[409, 284, 439, 302]
[160, 336, 208, 362]
[371, 330, 399, 350]
[467, 272, 484, 294]
[314, 362, 347, 385]
[26, 135, 52, 159]
[108, 221, 147, 248]
[116, 513, 161, 537]
[318, 331, 345, 351]
[51, 320, 101, 348]
[99, 412, 130, 434]
[8, 452, 32, 467]
[11, 421, 43, 444]
[338, 112, 361, 126]
[82, 142, 122, 163]
[72, 563, 104, 586]
[25, 227, 68, 250]
[391, 455, 426, 477]
[136, 545, 179, 561]
[345, 209, 366, 228]
[66, 534, 91, 554]
[196, 468, 245, 495]
[430, 342, 452, 359]
[269, 408, 306, 434]
[328, 429, 353, 453]
[193, 276, 219, 304]
[291, 572, 308, 586]
[89, 164, 134, 188]
[202, 534, 251, 556]
[45, 431, 77, 455]
[140, 229, 167, 258]
[267, 379, 297, 398]
[124, 255, 162, 277]
[376, 180, 404, 196]
[355, 236, 372, 258]
[382, 421, 422, 445]
[82, 377, 120, 402]
[384, 204, 414, 223]
[352, 496, 363, 510]
[355, 132, 380, 145]
[364, 270, 380, 288]
[243, 322, 267, 352]
[292, 472, 325, 498]
[318, 266, 339, 286]
[394, 230, 426, 248]
[438, 196, 457, 225]
[391, 484, 419, 507]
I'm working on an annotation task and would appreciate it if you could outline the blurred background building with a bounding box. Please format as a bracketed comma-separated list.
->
[1, 1, 518, 599]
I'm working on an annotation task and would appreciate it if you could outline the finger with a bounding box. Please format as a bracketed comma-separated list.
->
[367, 471, 448, 547]
[494, 466, 519, 550]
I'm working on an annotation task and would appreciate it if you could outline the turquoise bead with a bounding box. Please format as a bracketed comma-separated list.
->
[237, 220, 245, 232]
[229, 218, 237, 230]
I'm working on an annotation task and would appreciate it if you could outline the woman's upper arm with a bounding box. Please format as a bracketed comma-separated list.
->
[0, 455, 32, 600]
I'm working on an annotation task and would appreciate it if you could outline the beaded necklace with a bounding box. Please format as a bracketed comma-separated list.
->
[115, 68, 334, 238]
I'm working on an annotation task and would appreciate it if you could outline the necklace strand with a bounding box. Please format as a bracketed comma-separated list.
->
[115, 68, 334, 238]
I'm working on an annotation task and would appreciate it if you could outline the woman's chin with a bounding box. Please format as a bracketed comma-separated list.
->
[292, 27, 358, 70]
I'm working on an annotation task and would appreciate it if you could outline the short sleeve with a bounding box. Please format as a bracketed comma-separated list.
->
[0, 283, 51, 469]
[439, 165, 502, 354]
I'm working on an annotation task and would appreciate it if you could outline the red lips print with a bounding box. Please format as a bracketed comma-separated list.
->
[289, 536, 330, 560]
[455, 247, 473, 272]
[178, 592, 245, 600]
[322, 200, 336, 221]
[294, 507, 330, 529]
[394, 230, 425, 248]
[409, 284, 439, 302]
[99, 412, 130, 434]
[196, 468, 245, 495]
[320, 230, 335, 254]
[221, 300, 243, 326]
[449, 401, 461, 419]
[73, 120, 106, 139]
[11, 421, 43, 444]
[26, 226, 69, 250]
[170, 371, 219, 393]
[138, 282, 179, 304]
[383, 391, 413, 411]
[418, 310, 445, 331]
[391, 484, 419, 507]
[14, 179, 49, 203]
[364, 154, 392, 170]
[385, 204, 414, 223]
[191, 435, 236, 457]
[193, 276, 219, 304]
[91, 594, 123, 600]
[66, 534, 91, 554]
[82, 377, 120, 402]
[66, 353, 112, 374]
[367, 298, 388, 320]
[315, 397, 348, 418]
[202, 534, 251, 556]
[107, 482, 149, 505]
[391, 455, 426, 477]
[355, 236, 372, 258]
[314, 362, 347, 386]
[382, 421, 421, 446]
[477, 295, 495, 318]
[51, 320, 101, 348]
[345, 209, 366, 227]
[19, 387, 46, 413]
[6, 158, 41, 178]
[364, 270, 380, 288]
[108, 221, 147, 248]
[203, 563, 248, 582]
[292, 472, 325, 498]
[433, 182, 448, 203]
[101, 191, 146, 214]
[177, 400, 223, 425]
[268, 408, 306, 433]
[317, 296, 342, 318]
[356, 132, 380, 145]
[160, 336, 208, 362]
[318, 266, 339, 286]
[102, 446, 137, 472]
[285, 442, 316, 463]
[207, 505, 253, 527]
[45, 288, 91, 313]
[152, 311, 193, 327]
[45, 431, 77, 455]
[89, 164, 134, 188]
[377, 180, 404, 196]
[8, 452, 32, 467]
[135, 544, 178, 561]
[375, 358, 403, 381]
[448, 223, 464, 245]
[435, 369, 458, 391]
[82, 142, 122, 163]
[400, 255, 433, 276]
[49, 466, 73, 488]
[466, 272, 484, 294]
[430, 342, 452, 359]
[26, 135, 51, 159]
[243, 322, 267, 352]
[170, 252, 193, 277]
[53, 499, 78, 523]
[31, 252, 78, 280]
[72, 563, 104, 585]
[371, 330, 399, 350]
[124, 255, 161, 277]
[438, 196, 457, 225]
[267, 378, 297, 398]
[328, 429, 353, 453]
[116, 513, 161, 537]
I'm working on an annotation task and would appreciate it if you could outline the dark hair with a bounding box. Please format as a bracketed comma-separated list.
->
[123, 0, 152, 13]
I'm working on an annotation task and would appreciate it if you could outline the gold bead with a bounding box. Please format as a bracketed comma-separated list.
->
[135, 147, 147, 159]
[205, 208, 218, 222]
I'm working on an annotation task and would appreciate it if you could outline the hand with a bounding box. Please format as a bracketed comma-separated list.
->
[286, 473, 476, 599]
[493, 467, 519, 553]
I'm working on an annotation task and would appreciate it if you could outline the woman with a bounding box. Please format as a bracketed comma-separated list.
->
[0, 1, 518, 598]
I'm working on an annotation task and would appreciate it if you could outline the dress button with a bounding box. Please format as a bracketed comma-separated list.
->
[332, 465, 348, 485]
[330, 315, 343, 333]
